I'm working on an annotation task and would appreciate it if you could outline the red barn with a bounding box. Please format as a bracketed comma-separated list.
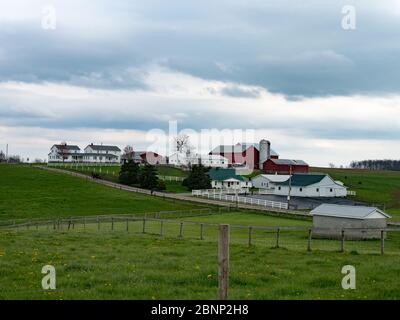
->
[209, 143, 279, 169]
[263, 159, 309, 174]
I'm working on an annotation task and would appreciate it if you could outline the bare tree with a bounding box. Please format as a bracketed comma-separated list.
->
[123, 145, 134, 160]
[0, 150, 5, 162]
[329, 163, 336, 168]
[57, 142, 70, 163]
[174, 134, 193, 155]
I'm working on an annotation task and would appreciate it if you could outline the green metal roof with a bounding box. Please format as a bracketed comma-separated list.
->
[208, 168, 245, 181]
[276, 173, 326, 186]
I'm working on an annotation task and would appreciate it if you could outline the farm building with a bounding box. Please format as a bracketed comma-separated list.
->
[273, 173, 347, 197]
[262, 158, 309, 174]
[209, 140, 308, 174]
[122, 151, 165, 165]
[311, 204, 390, 240]
[48, 143, 81, 163]
[48, 143, 121, 163]
[82, 144, 121, 163]
[168, 152, 228, 168]
[208, 168, 252, 190]
[251, 174, 291, 189]
[209, 141, 279, 169]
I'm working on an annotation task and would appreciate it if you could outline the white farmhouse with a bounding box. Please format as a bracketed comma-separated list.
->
[48, 143, 81, 163]
[82, 144, 121, 163]
[251, 174, 291, 189]
[273, 173, 347, 198]
[208, 168, 252, 190]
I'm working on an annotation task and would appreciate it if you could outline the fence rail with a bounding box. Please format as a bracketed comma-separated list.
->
[347, 190, 357, 196]
[192, 189, 288, 210]
[2, 214, 399, 255]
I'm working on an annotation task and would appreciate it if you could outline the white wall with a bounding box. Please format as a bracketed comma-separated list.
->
[212, 179, 251, 189]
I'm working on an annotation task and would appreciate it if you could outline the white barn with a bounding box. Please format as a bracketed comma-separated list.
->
[251, 174, 291, 189]
[311, 204, 391, 240]
[168, 153, 228, 168]
[273, 173, 347, 198]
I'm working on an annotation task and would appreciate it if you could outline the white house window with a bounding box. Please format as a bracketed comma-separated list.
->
[330, 188, 333, 192]
[316, 188, 319, 192]
[299, 188, 303, 192]
[278, 186, 281, 190]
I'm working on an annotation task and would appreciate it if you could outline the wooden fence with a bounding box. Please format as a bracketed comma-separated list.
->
[192, 189, 288, 210]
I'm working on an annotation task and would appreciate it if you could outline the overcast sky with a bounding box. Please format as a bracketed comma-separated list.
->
[1, 0, 400, 166]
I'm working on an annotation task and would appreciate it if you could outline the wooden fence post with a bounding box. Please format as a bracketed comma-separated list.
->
[126, 218, 129, 232]
[142, 218, 146, 233]
[83, 217, 86, 230]
[307, 228, 312, 252]
[160, 221, 164, 236]
[111, 217, 114, 231]
[218, 224, 230, 300]
[248, 227, 253, 247]
[381, 230, 385, 255]
[97, 216, 100, 231]
[200, 223, 204, 240]
[179, 222, 184, 238]
[341, 229, 345, 252]
[275, 228, 280, 248]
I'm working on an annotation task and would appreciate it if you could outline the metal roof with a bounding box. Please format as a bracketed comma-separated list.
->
[53, 144, 80, 151]
[310, 204, 391, 219]
[86, 145, 121, 152]
[269, 159, 308, 166]
[252, 174, 291, 183]
[276, 173, 326, 186]
[208, 168, 246, 182]
[210, 143, 278, 156]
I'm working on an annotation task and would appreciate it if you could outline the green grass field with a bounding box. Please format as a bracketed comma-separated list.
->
[311, 167, 400, 219]
[1, 226, 400, 299]
[48, 163, 189, 193]
[1, 164, 400, 300]
[0, 164, 200, 221]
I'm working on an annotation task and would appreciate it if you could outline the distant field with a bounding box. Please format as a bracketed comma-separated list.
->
[311, 167, 400, 218]
[0, 164, 201, 221]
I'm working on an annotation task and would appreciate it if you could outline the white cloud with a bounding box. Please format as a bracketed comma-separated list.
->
[0, 67, 399, 166]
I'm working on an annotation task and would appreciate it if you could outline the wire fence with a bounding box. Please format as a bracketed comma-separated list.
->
[2, 213, 400, 256]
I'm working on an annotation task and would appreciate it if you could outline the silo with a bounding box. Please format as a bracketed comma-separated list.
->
[259, 139, 271, 169]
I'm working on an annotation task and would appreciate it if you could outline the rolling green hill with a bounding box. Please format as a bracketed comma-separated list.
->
[0, 164, 199, 221]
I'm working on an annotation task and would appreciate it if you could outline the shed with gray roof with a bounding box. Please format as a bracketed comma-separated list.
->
[310, 204, 390, 240]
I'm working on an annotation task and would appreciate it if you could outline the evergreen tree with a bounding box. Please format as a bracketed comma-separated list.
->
[183, 164, 211, 190]
[139, 164, 159, 190]
[118, 160, 140, 186]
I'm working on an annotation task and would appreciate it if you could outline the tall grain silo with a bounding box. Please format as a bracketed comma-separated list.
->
[259, 139, 271, 169]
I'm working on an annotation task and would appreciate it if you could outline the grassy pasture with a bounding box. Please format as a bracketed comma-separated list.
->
[48, 163, 189, 193]
[311, 167, 400, 219]
[1, 226, 400, 300]
[0, 164, 201, 221]
[1, 164, 400, 300]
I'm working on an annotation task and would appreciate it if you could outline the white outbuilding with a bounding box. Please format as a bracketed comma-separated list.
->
[311, 204, 391, 240]
[273, 173, 347, 198]
[251, 174, 291, 189]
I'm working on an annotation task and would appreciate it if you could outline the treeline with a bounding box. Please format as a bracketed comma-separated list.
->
[350, 160, 400, 171]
